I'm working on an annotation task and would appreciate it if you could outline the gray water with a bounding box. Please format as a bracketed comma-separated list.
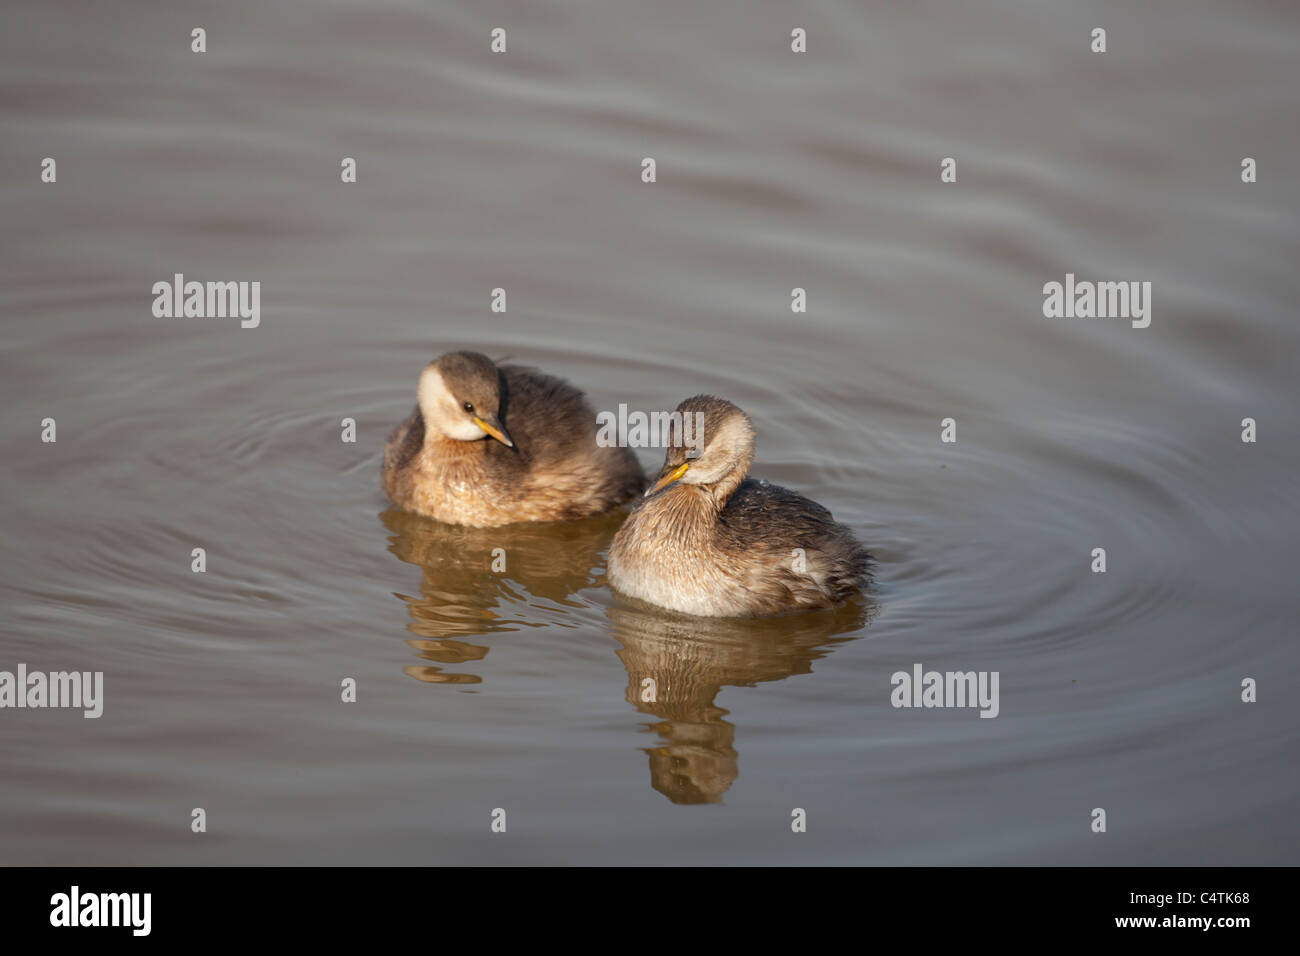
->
[2, 0, 1298, 865]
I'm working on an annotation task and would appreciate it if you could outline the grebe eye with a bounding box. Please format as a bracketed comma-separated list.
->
[463, 402, 474, 412]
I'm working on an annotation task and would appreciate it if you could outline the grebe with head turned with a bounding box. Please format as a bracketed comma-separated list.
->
[607, 395, 872, 617]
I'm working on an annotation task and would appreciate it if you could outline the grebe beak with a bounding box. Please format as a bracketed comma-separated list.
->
[473, 414, 514, 448]
[645, 461, 689, 497]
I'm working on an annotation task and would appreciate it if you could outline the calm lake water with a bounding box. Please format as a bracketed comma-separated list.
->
[2, 1, 1298, 865]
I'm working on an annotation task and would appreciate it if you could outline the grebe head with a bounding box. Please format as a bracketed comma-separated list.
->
[645, 395, 755, 496]
[417, 351, 514, 447]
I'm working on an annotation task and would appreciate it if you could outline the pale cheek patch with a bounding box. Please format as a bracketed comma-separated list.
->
[683, 415, 753, 484]
[417, 368, 486, 441]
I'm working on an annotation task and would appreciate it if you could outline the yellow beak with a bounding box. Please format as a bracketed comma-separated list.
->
[645, 461, 689, 496]
[473, 415, 514, 448]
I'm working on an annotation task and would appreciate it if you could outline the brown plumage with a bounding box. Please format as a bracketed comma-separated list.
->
[607, 396, 872, 617]
[382, 351, 644, 527]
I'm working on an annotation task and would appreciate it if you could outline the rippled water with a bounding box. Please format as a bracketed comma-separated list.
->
[2, 1, 1298, 864]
